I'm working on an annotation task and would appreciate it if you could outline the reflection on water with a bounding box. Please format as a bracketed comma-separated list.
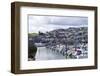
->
[35, 47, 66, 61]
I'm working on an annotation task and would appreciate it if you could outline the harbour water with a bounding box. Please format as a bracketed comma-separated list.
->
[35, 47, 66, 60]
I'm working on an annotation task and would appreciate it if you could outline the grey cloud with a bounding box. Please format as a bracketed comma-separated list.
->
[47, 16, 88, 26]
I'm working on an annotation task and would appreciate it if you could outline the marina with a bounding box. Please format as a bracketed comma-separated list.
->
[33, 42, 88, 60]
[28, 15, 88, 61]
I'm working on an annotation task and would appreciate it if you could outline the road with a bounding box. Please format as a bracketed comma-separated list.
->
[35, 47, 66, 61]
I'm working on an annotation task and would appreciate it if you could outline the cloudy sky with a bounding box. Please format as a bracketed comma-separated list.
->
[28, 15, 88, 33]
